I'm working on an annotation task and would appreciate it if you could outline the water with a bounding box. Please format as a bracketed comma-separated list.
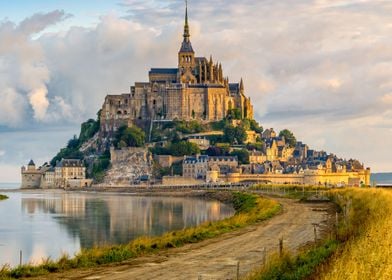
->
[0, 183, 20, 190]
[371, 173, 392, 185]
[0, 190, 234, 267]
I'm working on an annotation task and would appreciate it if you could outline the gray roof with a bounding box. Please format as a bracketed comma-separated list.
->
[229, 83, 240, 93]
[179, 41, 194, 53]
[28, 159, 35, 166]
[149, 68, 178, 75]
[56, 159, 84, 168]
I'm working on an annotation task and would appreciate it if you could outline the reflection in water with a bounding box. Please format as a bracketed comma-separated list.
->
[0, 191, 234, 267]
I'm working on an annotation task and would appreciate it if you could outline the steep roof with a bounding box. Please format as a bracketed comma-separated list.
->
[28, 159, 35, 166]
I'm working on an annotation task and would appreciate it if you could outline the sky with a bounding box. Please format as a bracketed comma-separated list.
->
[0, 0, 391, 182]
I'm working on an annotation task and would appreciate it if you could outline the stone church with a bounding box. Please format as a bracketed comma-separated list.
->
[100, 4, 253, 135]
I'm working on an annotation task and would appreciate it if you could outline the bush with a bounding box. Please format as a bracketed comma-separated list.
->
[230, 149, 250, 164]
[174, 120, 205, 134]
[223, 125, 247, 145]
[114, 125, 145, 148]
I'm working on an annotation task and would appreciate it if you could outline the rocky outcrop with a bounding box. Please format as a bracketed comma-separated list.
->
[102, 147, 153, 185]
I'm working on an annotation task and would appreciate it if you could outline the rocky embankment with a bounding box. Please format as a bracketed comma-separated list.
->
[102, 147, 153, 186]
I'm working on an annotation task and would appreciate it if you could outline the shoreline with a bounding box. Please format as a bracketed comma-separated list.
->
[0, 192, 281, 279]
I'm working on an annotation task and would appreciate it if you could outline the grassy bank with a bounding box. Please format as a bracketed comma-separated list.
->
[0, 192, 281, 279]
[318, 188, 392, 279]
[0, 194, 8, 200]
[246, 188, 392, 280]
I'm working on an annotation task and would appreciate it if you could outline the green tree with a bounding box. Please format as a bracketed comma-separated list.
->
[249, 119, 263, 133]
[227, 108, 242, 120]
[168, 141, 200, 156]
[224, 125, 247, 145]
[79, 119, 100, 144]
[279, 129, 297, 148]
[114, 125, 145, 148]
[230, 149, 250, 164]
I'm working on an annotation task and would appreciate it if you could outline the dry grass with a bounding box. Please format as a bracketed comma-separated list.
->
[244, 187, 392, 280]
[318, 188, 392, 280]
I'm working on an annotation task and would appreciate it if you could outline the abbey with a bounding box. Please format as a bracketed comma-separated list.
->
[100, 5, 253, 135]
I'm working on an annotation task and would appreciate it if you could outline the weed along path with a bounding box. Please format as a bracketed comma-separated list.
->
[33, 197, 334, 280]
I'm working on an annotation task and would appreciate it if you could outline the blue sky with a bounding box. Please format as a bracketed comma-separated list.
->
[0, 0, 391, 182]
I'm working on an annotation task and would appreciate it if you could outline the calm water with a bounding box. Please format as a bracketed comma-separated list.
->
[0, 190, 234, 267]
[371, 173, 392, 185]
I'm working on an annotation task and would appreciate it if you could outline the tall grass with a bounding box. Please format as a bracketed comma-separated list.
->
[246, 188, 392, 280]
[0, 192, 280, 279]
[318, 188, 392, 279]
[0, 194, 8, 200]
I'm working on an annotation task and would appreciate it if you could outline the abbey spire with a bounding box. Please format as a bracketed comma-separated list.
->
[179, 0, 194, 53]
[183, 0, 190, 42]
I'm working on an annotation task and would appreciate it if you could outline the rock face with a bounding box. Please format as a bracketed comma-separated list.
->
[103, 147, 153, 186]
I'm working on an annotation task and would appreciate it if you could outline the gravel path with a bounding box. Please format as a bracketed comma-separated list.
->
[33, 197, 333, 280]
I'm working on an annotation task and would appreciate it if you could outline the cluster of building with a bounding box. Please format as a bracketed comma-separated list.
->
[174, 126, 371, 186]
[21, 159, 92, 189]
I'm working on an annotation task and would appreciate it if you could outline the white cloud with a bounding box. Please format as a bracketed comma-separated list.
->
[0, 0, 392, 179]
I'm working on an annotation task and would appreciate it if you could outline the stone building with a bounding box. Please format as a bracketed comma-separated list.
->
[183, 155, 238, 181]
[100, 4, 253, 136]
[21, 160, 42, 189]
[21, 159, 90, 189]
[55, 159, 87, 188]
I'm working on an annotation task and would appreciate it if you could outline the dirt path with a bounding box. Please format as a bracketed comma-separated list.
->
[34, 198, 333, 280]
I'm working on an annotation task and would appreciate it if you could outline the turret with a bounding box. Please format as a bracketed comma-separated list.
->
[27, 159, 36, 171]
[240, 78, 244, 93]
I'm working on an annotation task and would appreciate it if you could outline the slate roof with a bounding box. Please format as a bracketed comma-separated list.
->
[179, 41, 194, 53]
[149, 68, 178, 75]
[56, 159, 84, 168]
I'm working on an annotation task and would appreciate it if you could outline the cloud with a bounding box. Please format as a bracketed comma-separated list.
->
[0, 0, 391, 177]
[0, 10, 70, 126]
[18, 10, 72, 35]
[0, 150, 5, 157]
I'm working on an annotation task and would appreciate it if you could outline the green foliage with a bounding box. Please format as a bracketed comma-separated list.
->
[50, 137, 84, 166]
[223, 125, 247, 144]
[0, 193, 280, 279]
[79, 119, 100, 144]
[279, 129, 297, 148]
[50, 111, 101, 167]
[114, 125, 145, 148]
[247, 142, 264, 151]
[210, 119, 229, 131]
[230, 149, 250, 164]
[91, 150, 110, 182]
[227, 108, 242, 120]
[168, 141, 200, 156]
[174, 120, 205, 134]
[232, 192, 257, 213]
[150, 141, 200, 157]
[206, 145, 229, 156]
[0, 194, 8, 200]
[248, 119, 263, 133]
[249, 240, 339, 280]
